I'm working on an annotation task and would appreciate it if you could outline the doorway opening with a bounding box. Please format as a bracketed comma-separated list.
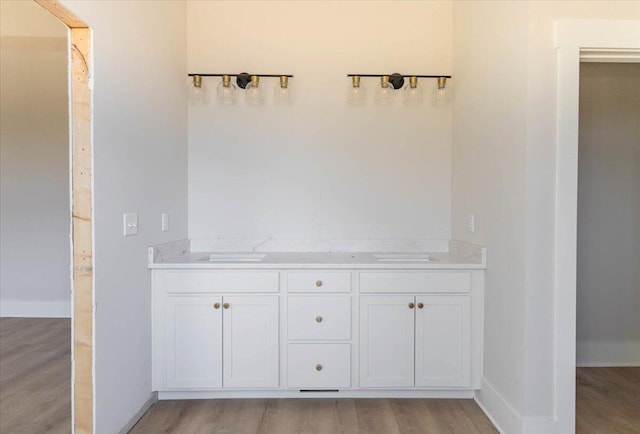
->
[575, 61, 640, 432]
[555, 20, 640, 434]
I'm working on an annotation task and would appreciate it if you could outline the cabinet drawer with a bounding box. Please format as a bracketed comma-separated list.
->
[288, 344, 351, 389]
[359, 272, 471, 293]
[288, 272, 351, 293]
[288, 297, 351, 341]
[165, 271, 279, 293]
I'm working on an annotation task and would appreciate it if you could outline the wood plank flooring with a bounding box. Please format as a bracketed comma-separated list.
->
[576, 367, 640, 433]
[0, 317, 71, 434]
[129, 398, 498, 434]
[2, 319, 639, 434]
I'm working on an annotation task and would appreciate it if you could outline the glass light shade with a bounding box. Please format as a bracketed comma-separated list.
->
[432, 77, 451, 106]
[403, 77, 423, 107]
[216, 79, 237, 105]
[274, 76, 294, 106]
[188, 76, 209, 105]
[346, 76, 366, 106]
[374, 76, 395, 105]
[245, 76, 265, 106]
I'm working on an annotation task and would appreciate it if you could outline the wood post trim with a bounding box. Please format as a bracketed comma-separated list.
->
[33, 0, 87, 28]
[70, 27, 93, 434]
[32, 1, 93, 433]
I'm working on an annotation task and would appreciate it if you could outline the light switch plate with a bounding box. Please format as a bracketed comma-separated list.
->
[467, 214, 475, 233]
[124, 213, 138, 236]
[161, 213, 169, 232]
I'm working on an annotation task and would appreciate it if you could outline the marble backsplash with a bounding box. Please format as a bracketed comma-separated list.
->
[189, 238, 451, 254]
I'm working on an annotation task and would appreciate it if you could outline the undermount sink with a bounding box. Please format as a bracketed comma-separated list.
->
[373, 253, 431, 262]
[199, 253, 267, 262]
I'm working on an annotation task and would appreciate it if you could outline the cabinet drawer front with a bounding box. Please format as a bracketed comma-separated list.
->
[166, 271, 279, 293]
[359, 272, 471, 293]
[287, 344, 351, 389]
[287, 272, 351, 293]
[288, 296, 351, 341]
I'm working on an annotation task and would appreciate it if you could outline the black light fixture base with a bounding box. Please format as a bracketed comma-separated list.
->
[236, 73, 251, 89]
[389, 73, 405, 90]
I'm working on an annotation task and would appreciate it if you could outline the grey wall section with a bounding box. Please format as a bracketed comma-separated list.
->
[577, 62, 640, 365]
[0, 2, 70, 317]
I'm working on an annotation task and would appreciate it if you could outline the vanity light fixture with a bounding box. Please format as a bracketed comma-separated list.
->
[346, 73, 451, 106]
[188, 73, 294, 106]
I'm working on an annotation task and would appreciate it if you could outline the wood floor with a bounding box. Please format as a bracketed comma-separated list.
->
[2, 318, 639, 434]
[0, 317, 71, 434]
[129, 398, 498, 434]
[576, 366, 640, 433]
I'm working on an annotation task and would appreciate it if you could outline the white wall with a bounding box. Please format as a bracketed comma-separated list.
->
[187, 1, 453, 245]
[58, 1, 188, 432]
[452, 3, 528, 432]
[0, 1, 70, 318]
[577, 62, 640, 366]
[453, 1, 640, 432]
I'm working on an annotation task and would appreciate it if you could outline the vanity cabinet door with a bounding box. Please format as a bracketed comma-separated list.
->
[415, 295, 471, 388]
[166, 295, 223, 389]
[223, 296, 279, 388]
[359, 296, 415, 388]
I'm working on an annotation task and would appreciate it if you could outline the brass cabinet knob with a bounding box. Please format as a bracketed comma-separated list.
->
[316, 364, 323, 371]
[223, 303, 230, 309]
[315, 280, 323, 287]
[417, 302, 424, 309]
[213, 303, 221, 309]
[316, 316, 323, 323]
[408, 302, 415, 309]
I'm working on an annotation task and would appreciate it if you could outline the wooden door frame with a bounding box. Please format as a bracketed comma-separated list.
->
[32, 1, 93, 433]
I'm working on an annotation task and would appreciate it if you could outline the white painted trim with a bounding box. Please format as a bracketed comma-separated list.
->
[554, 19, 640, 434]
[158, 389, 476, 400]
[0, 300, 71, 318]
[117, 393, 157, 434]
[474, 378, 521, 434]
[580, 48, 640, 62]
[522, 417, 558, 434]
[576, 341, 640, 367]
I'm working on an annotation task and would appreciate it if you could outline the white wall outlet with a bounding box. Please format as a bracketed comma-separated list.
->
[467, 213, 476, 233]
[161, 213, 169, 232]
[124, 213, 138, 236]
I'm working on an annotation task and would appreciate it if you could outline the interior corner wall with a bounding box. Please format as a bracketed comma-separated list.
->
[186, 1, 453, 244]
[452, 1, 529, 432]
[0, 1, 70, 318]
[58, 1, 188, 432]
[576, 62, 640, 366]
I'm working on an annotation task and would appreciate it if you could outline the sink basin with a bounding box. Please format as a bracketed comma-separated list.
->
[199, 253, 267, 262]
[373, 253, 431, 262]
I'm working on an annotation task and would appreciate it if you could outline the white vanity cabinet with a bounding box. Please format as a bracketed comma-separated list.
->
[151, 256, 484, 398]
[359, 271, 474, 389]
[153, 271, 279, 391]
[359, 295, 470, 388]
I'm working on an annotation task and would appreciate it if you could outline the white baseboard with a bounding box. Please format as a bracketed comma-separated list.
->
[522, 417, 557, 434]
[577, 341, 640, 367]
[474, 378, 522, 434]
[0, 300, 71, 318]
[118, 392, 157, 434]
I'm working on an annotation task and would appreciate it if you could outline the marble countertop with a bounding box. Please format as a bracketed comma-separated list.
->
[148, 240, 486, 270]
